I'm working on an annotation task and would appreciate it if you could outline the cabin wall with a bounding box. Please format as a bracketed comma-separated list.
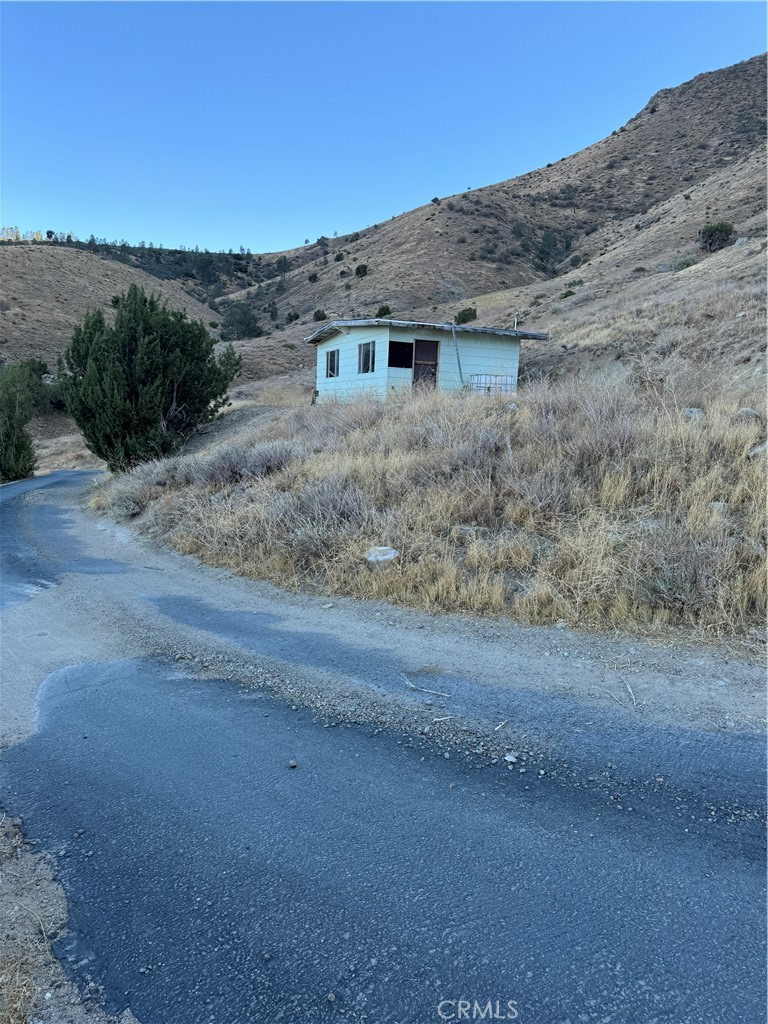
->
[314, 326, 389, 401]
[314, 326, 521, 401]
[441, 333, 520, 393]
[386, 327, 520, 394]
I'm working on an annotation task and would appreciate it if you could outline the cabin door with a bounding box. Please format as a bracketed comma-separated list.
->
[413, 340, 439, 388]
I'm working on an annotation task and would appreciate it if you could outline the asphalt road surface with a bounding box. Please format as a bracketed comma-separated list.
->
[1, 472, 765, 1024]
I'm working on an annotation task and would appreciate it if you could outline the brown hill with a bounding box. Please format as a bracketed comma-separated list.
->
[0, 244, 218, 368]
[2, 53, 765, 406]
[216, 53, 765, 319]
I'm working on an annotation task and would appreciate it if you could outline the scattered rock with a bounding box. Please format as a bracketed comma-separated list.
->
[504, 753, 518, 763]
[288, 760, 298, 769]
[735, 407, 761, 420]
[322, 602, 335, 610]
[734, 310, 748, 318]
[748, 440, 767, 460]
[683, 407, 705, 420]
[365, 546, 400, 567]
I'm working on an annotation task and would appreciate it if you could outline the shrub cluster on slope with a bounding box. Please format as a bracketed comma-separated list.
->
[92, 364, 766, 637]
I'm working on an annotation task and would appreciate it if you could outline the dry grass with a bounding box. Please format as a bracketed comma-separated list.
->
[0, 818, 57, 1024]
[92, 361, 767, 638]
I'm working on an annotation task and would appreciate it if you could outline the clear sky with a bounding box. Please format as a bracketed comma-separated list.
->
[1, 2, 764, 253]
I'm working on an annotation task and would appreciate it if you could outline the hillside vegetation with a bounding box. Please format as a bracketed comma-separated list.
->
[1, 55, 765, 383]
[93, 364, 766, 638]
[4, 52, 767, 640]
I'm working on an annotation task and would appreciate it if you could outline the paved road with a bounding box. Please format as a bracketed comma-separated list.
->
[1, 473, 765, 1024]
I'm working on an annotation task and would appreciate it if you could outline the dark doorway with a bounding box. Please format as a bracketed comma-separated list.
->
[413, 340, 439, 388]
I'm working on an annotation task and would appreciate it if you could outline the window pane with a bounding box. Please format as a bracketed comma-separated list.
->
[388, 341, 414, 368]
[358, 341, 375, 374]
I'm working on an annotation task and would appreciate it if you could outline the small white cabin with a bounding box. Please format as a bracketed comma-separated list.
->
[305, 318, 548, 403]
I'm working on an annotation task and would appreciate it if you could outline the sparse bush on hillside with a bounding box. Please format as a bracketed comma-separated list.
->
[376, 304, 392, 318]
[94, 371, 766, 635]
[313, 309, 327, 322]
[355, 264, 368, 278]
[59, 284, 240, 472]
[671, 253, 699, 272]
[699, 221, 736, 253]
[455, 307, 477, 325]
[220, 301, 263, 341]
[308, 272, 319, 283]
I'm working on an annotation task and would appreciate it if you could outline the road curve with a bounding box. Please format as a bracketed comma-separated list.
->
[1, 472, 765, 1024]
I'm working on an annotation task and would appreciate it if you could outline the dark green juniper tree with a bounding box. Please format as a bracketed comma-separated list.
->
[0, 363, 37, 482]
[59, 284, 241, 472]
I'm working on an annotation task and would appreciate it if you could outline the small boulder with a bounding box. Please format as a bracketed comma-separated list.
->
[365, 546, 400, 566]
[748, 440, 767, 461]
[683, 407, 705, 420]
[735, 407, 761, 421]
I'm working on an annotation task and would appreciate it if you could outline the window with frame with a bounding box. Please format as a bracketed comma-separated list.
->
[325, 349, 339, 378]
[388, 341, 414, 368]
[358, 340, 375, 374]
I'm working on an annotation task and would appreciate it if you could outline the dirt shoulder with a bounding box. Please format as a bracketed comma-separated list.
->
[0, 816, 139, 1024]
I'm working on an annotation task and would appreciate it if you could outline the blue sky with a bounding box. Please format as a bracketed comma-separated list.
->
[1, 2, 764, 253]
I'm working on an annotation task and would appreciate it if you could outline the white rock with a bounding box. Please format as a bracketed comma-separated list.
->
[683, 407, 705, 420]
[365, 546, 400, 566]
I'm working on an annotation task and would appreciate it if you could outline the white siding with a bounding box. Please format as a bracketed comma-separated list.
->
[386, 326, 520, 395]
[313, 325, 521, 401]
[314, 326, 389, 401]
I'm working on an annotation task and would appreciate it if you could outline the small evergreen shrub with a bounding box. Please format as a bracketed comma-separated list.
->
[220, 302, 263, 341]
[59, 284, 240, 472]
[355, 264, 368, 278]
[308, 272, 319, 283]
[376, 304, 391, 318]
[0, 363, 37, 481]
[455, 307, 477, 325]
[313, 309, 327, 322]
[699, 222, 736, 253]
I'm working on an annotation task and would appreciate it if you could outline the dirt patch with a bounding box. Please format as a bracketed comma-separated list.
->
[0, 816, 139, 1024]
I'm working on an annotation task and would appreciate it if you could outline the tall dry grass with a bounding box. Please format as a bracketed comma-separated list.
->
[92, 360, 767, 637]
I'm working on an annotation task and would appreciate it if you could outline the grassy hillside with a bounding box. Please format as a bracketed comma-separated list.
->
[6, 51, 762, 639]
[0, 244, 219, 367]
[1, 53, 765, 485]
[93, 372, 766, 639]
[1, 54, 764, 378]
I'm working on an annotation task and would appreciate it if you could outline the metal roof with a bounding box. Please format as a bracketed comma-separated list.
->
[304, 318, 549, 345]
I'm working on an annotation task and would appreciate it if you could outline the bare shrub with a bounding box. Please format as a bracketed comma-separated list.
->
[194, 439, 300, 486]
